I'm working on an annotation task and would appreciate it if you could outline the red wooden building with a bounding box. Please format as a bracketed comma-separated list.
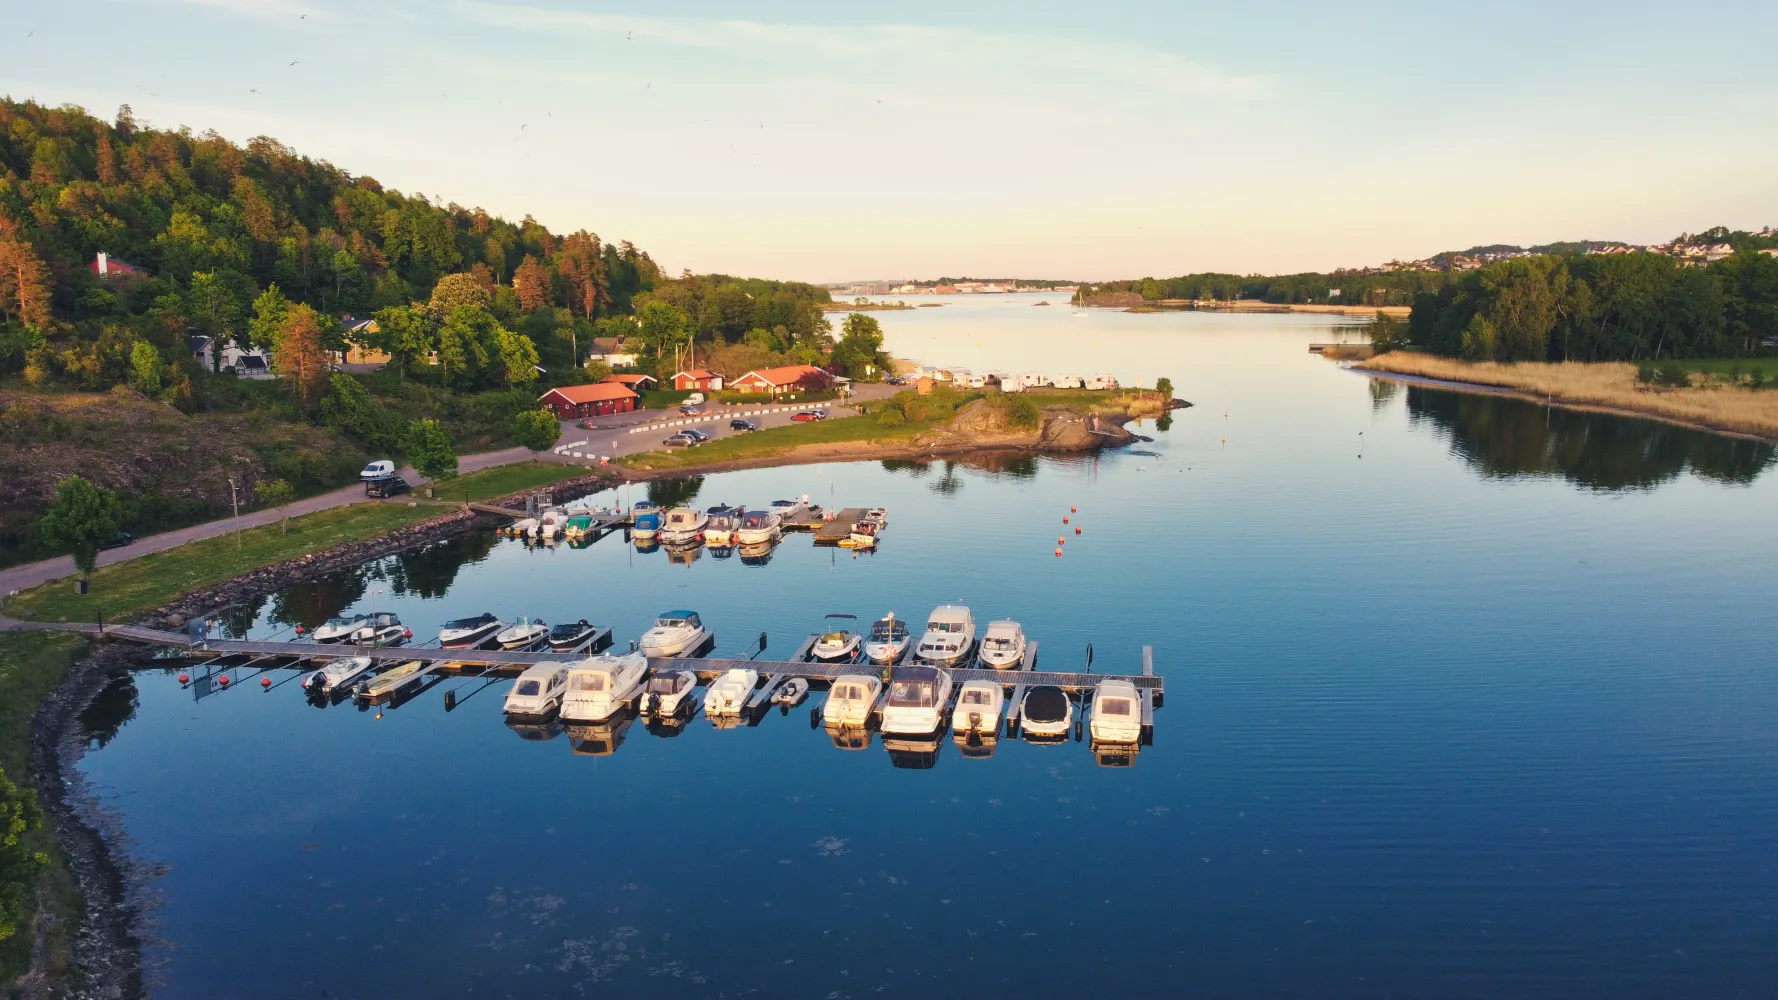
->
[672, 369, 723, 392]
[537, 382, 639, 419]
[729, 364, 833, 396]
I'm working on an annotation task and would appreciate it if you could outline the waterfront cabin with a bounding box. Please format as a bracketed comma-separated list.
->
[730, 365, 833, 397]
[537, 382, 639, 419]
[672, 369, 723, 392]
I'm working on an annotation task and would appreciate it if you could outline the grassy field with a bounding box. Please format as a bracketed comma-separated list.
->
[1667, 357, 1778, 378]
[1361, 353, 1778, 440]
[621, 415, 928, 471]
[423, 462, 601, 503]
[1019, 387, 1165, 414]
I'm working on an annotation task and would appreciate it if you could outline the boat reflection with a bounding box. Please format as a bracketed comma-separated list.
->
[884, 731, 943, 769]
[953, 729, 998, 759]
[825, 722, 874, 751]
[506, 713, 565, 742]
[738, 540, 776, 566]
[632, 532, 660, 554]
[665, 541, 703, 566]
[567, 712, 636, 756]
[645, 711, 695, 738]
[1090, 741, 1138, 768]
[708, 543, 735, 560]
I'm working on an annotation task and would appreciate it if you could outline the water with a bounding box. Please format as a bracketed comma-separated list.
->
[82, 296, 1778, 997]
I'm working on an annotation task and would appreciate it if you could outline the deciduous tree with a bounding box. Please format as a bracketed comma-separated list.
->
[511, 408, 560, 451]
[256, 478, 295, 533]
[402, 419, 457, 480]
[40, 475, 121, 579]
[272, 303, 331, 410]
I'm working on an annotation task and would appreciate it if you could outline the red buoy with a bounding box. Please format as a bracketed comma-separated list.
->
[218, 676, 231, 686]
[1071, 505, 1077, 513]
[1075, 527, 1082, 535]
[295, 626, 305, 635]
[1062, 516, 1069, 524]
[1057, 537, 1065, 545]
[261, 676, 271, 688]
[404, 630, 413, 639]
[178, 673, 189, 684]
[1055, 547, 1063, 556]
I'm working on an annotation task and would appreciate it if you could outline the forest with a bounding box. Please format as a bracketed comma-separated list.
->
[1091, 268, 1449, 307]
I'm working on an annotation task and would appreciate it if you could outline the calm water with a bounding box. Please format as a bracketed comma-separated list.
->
[86, 296, 1778, 998]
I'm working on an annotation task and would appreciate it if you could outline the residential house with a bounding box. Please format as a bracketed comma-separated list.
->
[672, 369, 723, 392]
[602, 373, 658, 391]
[89, 252, 148, 281]
[537, 382, 639, 419]
[341, 317, 391, 366]
[730, 364, 834, 396]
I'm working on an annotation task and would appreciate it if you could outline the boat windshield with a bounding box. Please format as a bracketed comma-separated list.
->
[573, 673, 607, 692]
[655, 618, 685, 628]
[647, 675, 688, 694]
[926, 621, 963, 634]
[325, 616, 361, 628]
[1099, 698, 1132, 716]
[960, 689, 993, 706]
[1025, 687, 1069, 722]
[834, 683, 866, 701]
[983, 637, 1014, 650]
[741, 512, 771, 528]
[444, 616, 491, 630]
[515, 680, 542, 696]
[888, 680, 937, 708]
[871, 621, 908, 640]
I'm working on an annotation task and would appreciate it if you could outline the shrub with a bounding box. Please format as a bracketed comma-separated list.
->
[1636, 362, 1657, 385]
[992, 391, 1041, 429]
[875, 405, 905, 427]
[1657, 360, 1689, 388]
[511, 408, 561, 451]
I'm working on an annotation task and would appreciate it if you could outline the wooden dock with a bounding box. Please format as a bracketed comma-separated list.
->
[813, 508, 866, 544]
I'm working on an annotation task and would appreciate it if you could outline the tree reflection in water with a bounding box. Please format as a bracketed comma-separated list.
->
[1407, 386, 1775, 490]
[387, 533, 496, 599]
[647, 476, 704, 509]
[79, 672, 138, 750]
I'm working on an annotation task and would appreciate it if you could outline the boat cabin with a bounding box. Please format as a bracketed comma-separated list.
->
[655, 610, 701, 630]
[887, 666, 945, 709]
[870, 617, 909, 642]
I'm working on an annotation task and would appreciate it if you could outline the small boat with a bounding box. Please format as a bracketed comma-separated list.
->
[563, 514, 596, 540]
[508, 516, 538, 537]
[703, 505, 743, 546]
[952, 679, 1004, 735]
[547, 619, 600, 652]
[1020, 685, 1073, 741]
[660, 506, 708, 543]
[977, 619, 1026, 669]
[638, 610, 710, 657]
[494, 616, 549, 650]
[881, 665, 954, 735]
[560, 651, 649, 723]
[640, 669, 698, 716]
[916, 604, 976, 666]
[863, 507, 888, 529]
[531, 507, 568, 539]
[771, 677, 809, 706]
[503, 661, 571, 717]
[863, 613, 912, 665]
[845, 520, 879, 549]
[356, 659, 428, 703]
[809, 613, 862, 663]
[350, 612, 408, 647]
[704, 667, 759, 718]
[823, 674, 881, 727]
[304, 656, 373, 696]
[631, 509, 661, 539]
[769, 498, 810, 523]
[438, 613, 503, 649]
[631, 500, 658, 515]
[311, 614, 367, 644]
[1089, 679, 1143, 744]
[735, 508, 782, 545]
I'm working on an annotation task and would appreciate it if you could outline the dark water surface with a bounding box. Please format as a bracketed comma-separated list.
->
[85, 303, 1778, 997]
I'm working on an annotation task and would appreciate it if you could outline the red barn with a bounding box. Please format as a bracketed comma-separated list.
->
[537, 382, 639, 419]
[672, 369, 723, 392]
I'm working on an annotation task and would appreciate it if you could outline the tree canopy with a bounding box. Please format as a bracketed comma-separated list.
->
[39, 474, 121, 576]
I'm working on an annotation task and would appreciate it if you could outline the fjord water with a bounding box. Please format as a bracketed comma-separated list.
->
[87, 296, 1778, 997]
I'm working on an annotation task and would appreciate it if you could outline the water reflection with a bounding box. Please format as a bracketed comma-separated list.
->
[1406, 386, 1775, 490]
[647, 476, 704, 509]
[954, 729, 998, 759]
[567, 713, 636, 756]
[80, 672, 138, 750]
[884, 731, 943, 769]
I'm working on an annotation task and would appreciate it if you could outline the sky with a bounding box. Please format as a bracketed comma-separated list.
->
[5, 1, 1778, 282]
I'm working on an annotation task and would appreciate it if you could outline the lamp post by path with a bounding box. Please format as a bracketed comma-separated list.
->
[226, 476, 242, 547]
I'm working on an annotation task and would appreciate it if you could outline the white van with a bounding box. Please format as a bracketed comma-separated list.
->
[360, 460, 395, 481]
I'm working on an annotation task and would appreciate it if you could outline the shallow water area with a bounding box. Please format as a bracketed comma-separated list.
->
[83, 296, 1778, 997]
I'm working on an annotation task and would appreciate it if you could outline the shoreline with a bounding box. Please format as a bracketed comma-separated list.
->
[1130, 300, 1410, 317]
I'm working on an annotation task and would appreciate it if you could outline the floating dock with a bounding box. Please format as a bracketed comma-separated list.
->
[811, 509, 867, 545]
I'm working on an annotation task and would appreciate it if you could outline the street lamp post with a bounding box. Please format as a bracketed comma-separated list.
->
[227, 476, 242, 546]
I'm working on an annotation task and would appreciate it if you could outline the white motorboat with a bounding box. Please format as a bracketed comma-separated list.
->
[350, 612, 408, 646]
[508, 516, 538, 537]
[1020, 685, 1073, 741]
[880, 665, 954, 735]
[704, 667, 759, 718]
[1089, 679, 1143, 744]
[560, 651, 648, 723]
[769, 498, 811, 522]
[809, 614, 862, 663]
[660, 506, 708, 543]
[863, 507, 888, 529]
[771, 677, 809, 706]
[530, 507, 568, 539]
[863, 613, 912, 665]
[846, 520, 879, 549]
[822, 674, 882, 728]
[494, 616, 549, 650]
[311, 614, 367, 644]
[438, 613, 503, 649]
[735, 508, 782, 545]
[638, 610, 710, 657]
[951, 679, 1004, 734]
[915, 604, 975, 666]
[640, 669, 698, 715]
[304, 656, 373, 696]
[703, 505, 742, 546]
[977, 619, 1026, 669]
[503, 661, 570, 717]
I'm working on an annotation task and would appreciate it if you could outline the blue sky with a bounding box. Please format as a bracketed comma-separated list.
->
[5, 1, 1776, 280]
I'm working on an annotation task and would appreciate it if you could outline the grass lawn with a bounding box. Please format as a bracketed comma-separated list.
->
[1020, 387, 1157, 412]
[1671, 357, 1778, 378]
[425, 462, 602, 503]
[621, 415, 928, 471]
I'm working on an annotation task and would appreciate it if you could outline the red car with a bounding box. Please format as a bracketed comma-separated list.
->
[791, 410, 828, 422]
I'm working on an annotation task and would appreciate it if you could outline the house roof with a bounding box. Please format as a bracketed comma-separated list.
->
[673, 369, 718, 380]
[603, 373, 657, 386]
[733, 364, 830, 387]
[538, 382, 640, 405]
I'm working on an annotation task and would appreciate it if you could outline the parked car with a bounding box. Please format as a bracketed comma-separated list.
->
[365, 475, 411, 498]
[360, 459, 395, 481]
[730, 418, 759, 432]
[791, 410, 828, 422]
[99, 531, 133, 551]
[683, 428, 710, 443]
[684, 392, 706, 406]
[679, 404, 705, 416]
[663, 432, 695, 448]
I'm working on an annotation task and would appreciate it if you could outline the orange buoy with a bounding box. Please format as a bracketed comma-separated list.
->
[1062, 516, 1069, 524]
[261, 676, 271, 688]
[1055, 547, 1063, 556]
[1071, 505, 1077, 513]
[178, 673, 189, 684]
[1057, 537, 1065, 545]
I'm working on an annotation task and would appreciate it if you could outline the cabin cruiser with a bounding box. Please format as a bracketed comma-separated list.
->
[529, 507, 568, 539]
[560, 651, 648, 723]
[494, 616, 549, 650]
[863, 507, 887, 529]
[703, 505, 743, 546]
[846, 520, 879, 549]
[356, 659, 427, 703]
[1089, 679, 1143, 744]
[311, 614, 367, 644]
[863, 613, 912, 665]
[304, 656, 374, 697]
[881, 665, 954, 735]
[660, 506, 708, 543]
[503, 661, 571, 717]
[735, 508, 782, 545]
[704, 667, 759, 718]
[1020, 685, 1073, 741]
[809, 614, 862, 663]
[916, 605, 976, 666]
[638, 610, 710, 657]
[547, 619, 600, 652]
[771, 677, 809, 706]
[977, 619, 1026, 669]
[631, 508, 661, 540]
[823, 674, 882, 728]
[640, 668, 698, 716]
[438, 613, 503, 649]
[350, 612, 408, 646]
[952, 679, 1005, 735]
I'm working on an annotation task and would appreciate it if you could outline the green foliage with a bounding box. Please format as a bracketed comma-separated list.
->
[255, 477, 295, 533]
[1154, 377, 1174, 398]
[581, 358, 612, 383]
[39, 475, 120, 577]
[1368, 313, 1407, 354]
[1637, 362, 1657, 385]
[511, 408, 561, 451]
[128, 339, 164, 394]
[402, 418, 457, 479]
[0, 766, 47, 945]
[833, 313, 892, 380]
[318, 373, 402, 452]
[367, 305, 432, 376]
[991, 391, 1041, 430]
[1657, 360, 1689, 388]
[875, 405, 905, 427]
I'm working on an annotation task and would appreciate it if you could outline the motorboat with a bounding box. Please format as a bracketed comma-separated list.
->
[494, 616, 549, 650]
[1020, 685, 1073, 741]
[547, 619, 600, 652]
[660, 506, 708, 543]
[977, 619, 1026, 669]
[631, 500, 658, 515]
[771, 677, 809, 706]
[951, 679, 1004, 735]
[735, 508, 782, 545]
[770, 498, 811, 523]
[809, 614, 862, 663]
[503, 661, 571, 717]
[568, 714, 635, 756]
[356, 659, 427, 703]
[863, 507, 888, 529]
[880, 665, 953, 735]
[863, 613, 912, 665]
[563, 514, 596, 540]
[704, 667, 759, 718]
[631, 509, 661, 540]
[1089, 679, 1143, 744]
[915, 604, 975, 666]
[703, 505, 743, 546]
[560, 651, 648, 723]
[304, 656, 373, 697]
[508, 516, 538, 537]
[530, 507, 568, 539]
[638, 610, 710, 657]
[823, 674, 882, 728]
[350, 612, 408, 647]
[438, 613, 503, 649]
[845, 521, 879, 549]
[640, 669, 698, 716]
[311, 614, 367, 644]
